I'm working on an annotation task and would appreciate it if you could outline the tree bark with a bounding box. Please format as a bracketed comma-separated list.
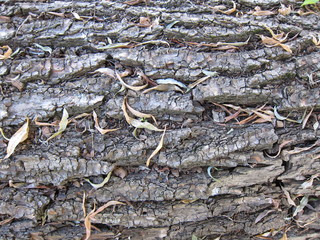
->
[0, 0, 319, 239]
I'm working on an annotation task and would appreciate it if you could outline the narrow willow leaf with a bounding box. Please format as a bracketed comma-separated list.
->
[0, 128, 10, 141]
[92, 68, 115, 78]
[4, 118, 29, 159]
[188, 76, 211, 90]
[146, 127, 166, 167]
[34, 116, 58, 126]
[125, 98, 157, 124]
[135, 40, 170, 47]
[292, 196, 308, 217]
[96, 42, 131, 50]
[92, 111, 120, 135]
[91, 201, 126, 219]
[116, 72, 148, 91]
[207, 166, 221, 182]
[33, 43, 52, 54]
[301, 174, 318, 189]
[46, 109, 69, 141]
[252, 110, 273, 122]
[131, 119, 163, 131]
[142, 84, 184, 94]
[202, 70, 219, 77]
[281, 187, 296, 206]
[84, 170, 113, 189]
[166, 20, 179, 29]
[279, 43, 292, 54]
[0, 45, 12, 60]
[302, 107, 314, 129]
[122, 98, 163, 131]
[155, 78, 188, 89]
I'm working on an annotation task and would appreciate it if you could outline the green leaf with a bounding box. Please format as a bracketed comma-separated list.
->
[192, 235, 198, 240]
[301, 0, 319, 6]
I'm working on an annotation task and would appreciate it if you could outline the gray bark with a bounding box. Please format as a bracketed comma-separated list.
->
[0, 0, 320, 239]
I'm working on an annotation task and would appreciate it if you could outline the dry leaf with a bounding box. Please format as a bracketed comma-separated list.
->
[302, 107, 314, 129]
[0, 217, 14, 226]
[116, 72, 147, 91]
[113, 167, 128, 179]
[0, 16, 11, 23]
[93, 111, 120, 135]
[301, 174, 318, 189]
[46, 108, 69, 141]
[311, 34, 320, 47]
[265, 140, 292, 158]
[188, 76, 211, 90]
[278, 5, 292, 15]
[181, 199, 198, 204]
[84, 170, 113, 189]
[251, 6, 275, 16]
[142, 84, 184, 94]
[47, 12, 65, 18]
[124, 0, 149, 5]
[122, 98, 163, 131]
[92, 68, 115, 78]
[4, 118, 29, 159]
[218, 1, 237, 15]
[279, 232, 288, 240]
[137, 17, 152, 27]
[252, 110, 273, 122]
[0, 45, 12, 60]
[72, 12, 83, 21]
[255, 210, 275, 224]
[293, 196, 308, 217]
[34, 117, 59, 126]
[279, 43, 292, 54]
[146, 127, 166, 167]
[281, 187, 296, 206]
[125, 98, 157, 124]
[135, 40, 170, 47]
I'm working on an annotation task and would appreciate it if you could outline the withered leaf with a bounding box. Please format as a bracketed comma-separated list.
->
[278, 5, 292, 15]
[146, 127, 166, 167]
[142, 84, 184, 94]
[92, 67, 116, 78]
[188, 76, 211, 90]
[84, 170, 113, 189]
[4, 118, 29, 159]
[92, 111, 120, 135]
[116, 72, 148, 91]
[113, 167, 128, 179]
[46, 108, 69, 141]
[0, 45, 12, 60]
[122, 98, 163, 131]
[281, 186, 296, 206]
[125, 98, 157, 124]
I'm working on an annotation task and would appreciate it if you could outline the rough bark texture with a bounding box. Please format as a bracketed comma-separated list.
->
[0, 0, 320, 239]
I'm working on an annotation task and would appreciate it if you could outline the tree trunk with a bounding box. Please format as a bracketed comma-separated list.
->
[0, 0, 319, 239]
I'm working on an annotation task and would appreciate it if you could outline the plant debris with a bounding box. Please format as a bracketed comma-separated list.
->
[0, 45, 12, 60]
[93, 111, 120, 135]
[46, 108, 69, 142]
[2, 118, 29, 159]
[146, 127, 166, 167]
[84, 170, 113, 189]
[84, 200, 126, 240]
[258, 26, 292, 53]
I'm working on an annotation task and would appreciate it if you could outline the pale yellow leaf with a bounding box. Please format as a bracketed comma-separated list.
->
[279, 43, 292, 53]
[188, 76, 211, 90]
[146, 127, 166, 167]
[252, 110, 273, 122]
[279, 232, 288, 240]
[125, 97, 157, 124]
[72, 12, 83, 20]
[84, 170, 113, 189]
[116, 72, 147, 91]
[90, 201, 126, 219]
[142, 84, 184, 94]
[281, 186, 296, 206]
[92, 111, 120, 135]
[4, 118, 29, 159]
[131, 119, 163, 131]
[46, 108, 69, 141]
[0, 45, 12, 60]
[34, 116, 58, 126]
[93, 68, 115, 78]
[259, 35, 280, 46]
[278, 5, 292, 15]
[218, 1, 236, 15]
